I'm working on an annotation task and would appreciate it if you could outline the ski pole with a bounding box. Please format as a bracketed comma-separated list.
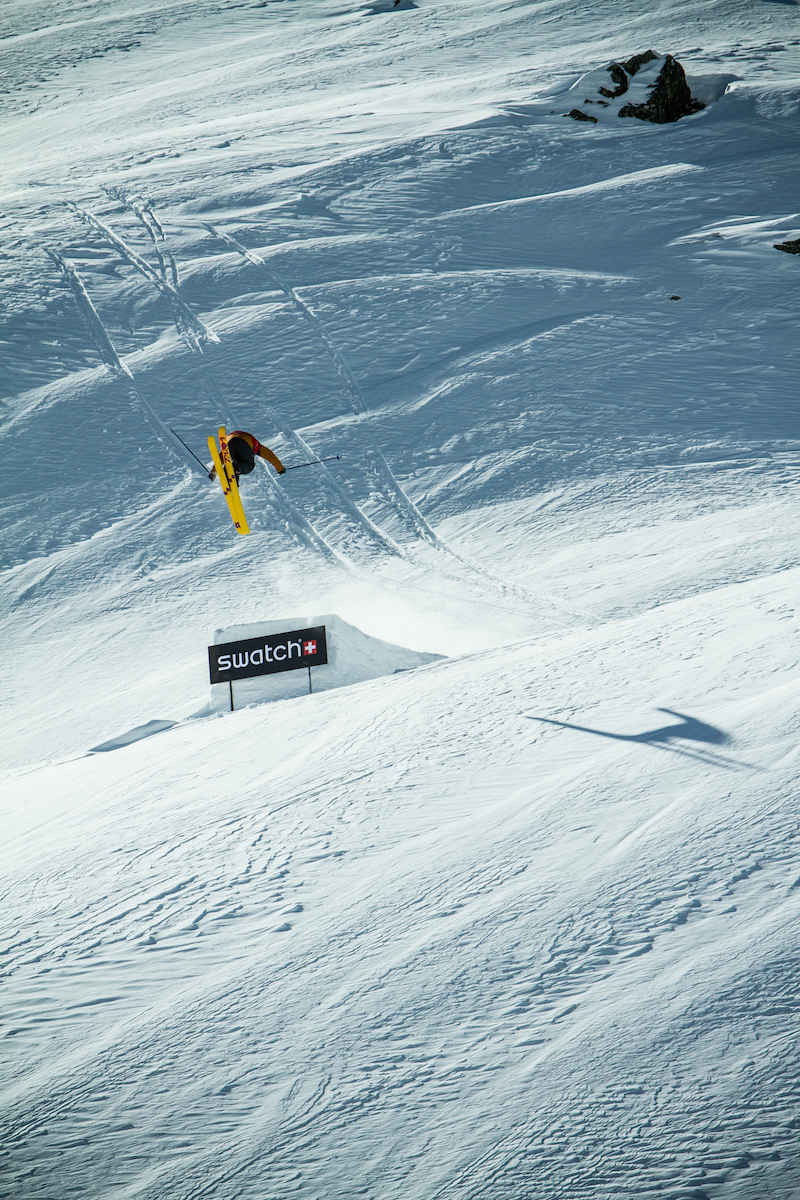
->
[284, 455, 342, 472]
[170, 427, 213, 477]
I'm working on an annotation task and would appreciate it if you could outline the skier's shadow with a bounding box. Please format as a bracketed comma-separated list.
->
[526, 708, 757, 771]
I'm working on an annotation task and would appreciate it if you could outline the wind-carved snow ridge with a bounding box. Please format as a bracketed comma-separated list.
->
[443, 163, 704, 218]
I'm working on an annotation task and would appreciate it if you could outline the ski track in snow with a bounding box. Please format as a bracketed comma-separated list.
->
[71, 203, 218, 348]
[102, 193, 372, 564]
[60, 185, 590, 616]
[72, 193, 460, 574]
[202, 221, 453, 542]
[44, 248, 207, 477]
[55, 197, 367, 565]
[203, 221, 590, 618]
[438, 161, 706, 219]
[116, 193, 409, 561]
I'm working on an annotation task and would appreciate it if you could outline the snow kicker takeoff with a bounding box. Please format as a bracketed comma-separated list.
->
[207, 427, 285, 536]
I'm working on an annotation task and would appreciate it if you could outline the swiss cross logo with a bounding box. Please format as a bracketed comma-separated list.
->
[303, 640, 317, 655]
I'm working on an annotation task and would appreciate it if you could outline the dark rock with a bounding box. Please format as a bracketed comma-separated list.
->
[566, 109, 598, 123]
[774, 238, 800, 254]
[669, 295, 682, 300]
[599, 63, 630, 99]
[621, 49, 659, 76]
[599, 51, 658, 98]
[619, 54, 705, 123]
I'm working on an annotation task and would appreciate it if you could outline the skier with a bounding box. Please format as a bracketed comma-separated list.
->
[210, 431, 286, 482]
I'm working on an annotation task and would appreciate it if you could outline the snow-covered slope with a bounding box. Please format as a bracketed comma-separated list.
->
[3, 1, 800, 1197]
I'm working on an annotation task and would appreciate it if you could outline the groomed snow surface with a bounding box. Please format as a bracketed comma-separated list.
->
[2, 1, 800, 1197]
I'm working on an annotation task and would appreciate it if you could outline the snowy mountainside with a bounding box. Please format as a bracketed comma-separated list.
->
[2, 1, 800, 1197]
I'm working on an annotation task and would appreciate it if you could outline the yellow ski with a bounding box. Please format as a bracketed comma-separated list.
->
[208, 430, 250, 536]
[218, 427, 250, 532]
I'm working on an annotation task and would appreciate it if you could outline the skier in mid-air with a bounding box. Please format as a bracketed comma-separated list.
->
[210, 431, 285, 482]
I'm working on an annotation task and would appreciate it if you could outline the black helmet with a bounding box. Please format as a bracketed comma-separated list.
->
[234, 458, 255, 475]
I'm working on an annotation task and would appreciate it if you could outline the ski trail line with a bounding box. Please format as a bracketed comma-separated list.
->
[203, 225, 596, 621]
[262, 403, 406, 558]
[202, 224, 440, 542]
[103, 189, 174, 286]
[127, 196, 202, 348]
[70, 204, 219, 347]
[46, 249, 131, 378]
[196, 374, 350, 565]
[427, 1124, 525, 1200]
[110, 194, 403, 561]
[137, 203, 184, 292]
[88, 195, 354, 564]
[45, 249, 204, 477]
[199, 371, 404, 558]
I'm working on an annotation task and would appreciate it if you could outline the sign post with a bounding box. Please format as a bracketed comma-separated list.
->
[209, 625, 328, 708]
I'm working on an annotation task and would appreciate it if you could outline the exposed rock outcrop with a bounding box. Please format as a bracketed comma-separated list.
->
[563, 51, 705, 127]
[774, 239, 800, 255]
[619, 54, 705, 123]
[599, 63, 630, 100]
[599, 50, 659, 99]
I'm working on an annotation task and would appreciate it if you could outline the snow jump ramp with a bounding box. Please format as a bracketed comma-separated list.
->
[209, 613, 443, 712]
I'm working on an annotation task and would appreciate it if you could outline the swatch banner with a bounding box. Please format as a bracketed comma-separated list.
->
[209, 625, 328, 684]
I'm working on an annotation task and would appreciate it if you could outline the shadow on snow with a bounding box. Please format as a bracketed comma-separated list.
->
[525, 709, 761, 771]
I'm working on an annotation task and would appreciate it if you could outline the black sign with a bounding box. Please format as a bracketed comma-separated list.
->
[209, 625, 328, 684]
